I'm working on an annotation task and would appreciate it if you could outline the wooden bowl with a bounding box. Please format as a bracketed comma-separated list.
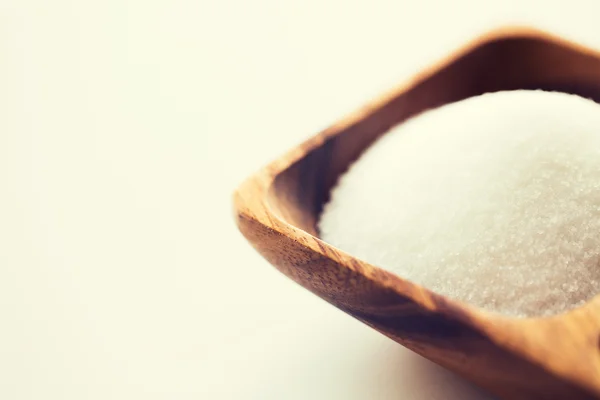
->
[233, 27, 600, 399]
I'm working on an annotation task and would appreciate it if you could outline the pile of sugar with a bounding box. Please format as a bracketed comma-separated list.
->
[319, 90, 600, 317]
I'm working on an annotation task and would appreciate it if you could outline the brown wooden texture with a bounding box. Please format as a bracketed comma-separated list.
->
[233, 27, 600, 399]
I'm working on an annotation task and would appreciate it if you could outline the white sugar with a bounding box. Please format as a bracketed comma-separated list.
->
[319, 90, 600, 317]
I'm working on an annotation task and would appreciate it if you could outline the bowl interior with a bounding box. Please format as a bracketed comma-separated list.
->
[268, 32, 600, 237]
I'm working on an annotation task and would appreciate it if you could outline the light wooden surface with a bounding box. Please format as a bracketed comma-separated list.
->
[234, 28, 600, 399]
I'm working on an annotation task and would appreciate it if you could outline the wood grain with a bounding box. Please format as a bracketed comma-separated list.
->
[233, 27, 600, 399]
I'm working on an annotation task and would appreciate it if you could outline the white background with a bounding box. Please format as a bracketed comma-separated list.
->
[1, 1, 599, 399]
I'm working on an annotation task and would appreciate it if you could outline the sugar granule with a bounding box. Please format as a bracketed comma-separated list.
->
[318, 90, 600, 317]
